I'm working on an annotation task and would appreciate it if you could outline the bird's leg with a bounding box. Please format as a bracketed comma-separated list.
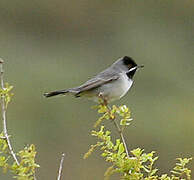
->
[98, 93, 108, 106]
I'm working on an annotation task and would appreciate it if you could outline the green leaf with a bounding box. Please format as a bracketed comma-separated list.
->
[118, 143, 124, 155]
[131, 148, 143, 158]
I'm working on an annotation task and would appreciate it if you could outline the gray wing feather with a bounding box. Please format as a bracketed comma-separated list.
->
[75, 68, 119, 92]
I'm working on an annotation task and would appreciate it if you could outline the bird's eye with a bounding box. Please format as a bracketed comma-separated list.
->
[127, 64, 132, 68]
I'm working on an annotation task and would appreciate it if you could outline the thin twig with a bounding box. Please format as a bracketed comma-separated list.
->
[34, 174, 37, 180]
[98, 95, 130, 159]
[57, 153, 65, 180]
[111, 117, 130, 159]
[0, 59, 20, 165]
[106, 104, 130, 159]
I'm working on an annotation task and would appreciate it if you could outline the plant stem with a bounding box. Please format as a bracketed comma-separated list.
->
[106, 104, 130, 159]
[57, 153, 65, 180]
[0, 59, 20, 165]
[98, 95, 130, 159]
[112, 119, 130, 159]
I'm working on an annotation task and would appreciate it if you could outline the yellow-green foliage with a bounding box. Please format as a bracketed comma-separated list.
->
[0, 133, 39, 179]
[0, 84, 39, 180]
[0, 83, 14, 108]
[84, 104, 192, 180]
[11, 144, 39, 180]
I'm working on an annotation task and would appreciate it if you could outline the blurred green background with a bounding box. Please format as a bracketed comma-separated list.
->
[0, 0, 193, 179]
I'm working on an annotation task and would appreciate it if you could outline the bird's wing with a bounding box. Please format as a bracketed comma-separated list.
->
[76, 70, 119, 93]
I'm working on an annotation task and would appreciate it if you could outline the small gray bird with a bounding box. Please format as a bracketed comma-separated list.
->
[44, 56, 143, 103]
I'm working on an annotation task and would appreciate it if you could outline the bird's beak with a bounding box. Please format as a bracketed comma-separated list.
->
[127, 65, 144, 73]
[137, 65, 144, 69]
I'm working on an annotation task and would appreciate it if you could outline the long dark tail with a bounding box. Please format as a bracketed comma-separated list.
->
[44, 88, 80, 98]
[44, 90, 69, 98]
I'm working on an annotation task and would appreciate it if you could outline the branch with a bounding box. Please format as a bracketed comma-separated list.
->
[106, 105, 130, 159]
[0, 59, 19, 165]
[111, 116, 130, 159]
[57, 153, 65, 180]
[98, 95, 130, 159]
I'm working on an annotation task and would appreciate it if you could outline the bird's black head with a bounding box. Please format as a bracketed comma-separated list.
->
[122, 56, 138, 79]
[122, 56, 137, 68]
[113, 56, 143, 79]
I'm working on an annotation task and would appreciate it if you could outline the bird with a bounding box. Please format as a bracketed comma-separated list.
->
[44, 56, 143, 104]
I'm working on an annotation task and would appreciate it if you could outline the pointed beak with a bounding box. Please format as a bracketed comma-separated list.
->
[137, 65, 144, 69]
[127, 65, 144, 73]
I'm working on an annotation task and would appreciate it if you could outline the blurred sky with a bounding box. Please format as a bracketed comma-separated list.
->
[0, 0, 193, 179]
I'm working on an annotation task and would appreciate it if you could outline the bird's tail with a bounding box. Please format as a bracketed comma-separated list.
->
[44, 88, 78, 98]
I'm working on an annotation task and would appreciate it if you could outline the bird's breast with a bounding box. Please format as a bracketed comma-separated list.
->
[97, 74, 133, 102]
